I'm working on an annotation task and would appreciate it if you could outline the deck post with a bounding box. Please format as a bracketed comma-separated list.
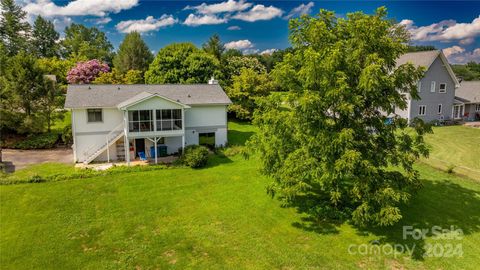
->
[182, 135, 185, 154]
[154, 137, 158, 164]
[106, 136, 110, 163]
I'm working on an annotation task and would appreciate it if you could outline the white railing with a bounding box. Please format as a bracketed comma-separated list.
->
[83, 122, 124, 164]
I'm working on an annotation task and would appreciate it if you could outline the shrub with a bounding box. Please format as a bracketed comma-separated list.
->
[13, 133, 59, 149]
[61, 125, 73, 144]
[181, 145, 209, 168]
[28, 174, 45, 183]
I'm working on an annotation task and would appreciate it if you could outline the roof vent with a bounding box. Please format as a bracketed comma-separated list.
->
[208, 76, 218, 85]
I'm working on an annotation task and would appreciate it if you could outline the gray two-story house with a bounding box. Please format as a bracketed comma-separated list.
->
[395, 50, 460, 122]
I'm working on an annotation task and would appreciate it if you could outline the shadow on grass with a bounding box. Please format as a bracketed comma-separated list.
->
[228, 129, 255, 146]
[289, 179, 480, 260]
[359, 179, 480, 260]
[203, 154, 233, 169]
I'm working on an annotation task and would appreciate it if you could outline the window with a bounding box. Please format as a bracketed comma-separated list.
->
[419, 105, 426, 116]
[156, 109, 182, 131]
[439, 83, 447, 93]
[87, 109, 102, 122]
[453, 105, 464, 119]
[430, 81, 436, 92]
[437, 104, 442, 114]
[417, 81, 422, 92]
[476, 104, 480, 112]
[129, 110, 153, 132]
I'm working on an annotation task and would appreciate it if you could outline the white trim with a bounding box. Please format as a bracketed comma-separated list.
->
[439, 83, 447, 93]
[71, 109, 77, 163]
[438, 51, 461, 88]
[430, 81, 436, 92]
[419, 105, 426, 116]
[118, 92, 191, 110]
[452, 104, 464, 119]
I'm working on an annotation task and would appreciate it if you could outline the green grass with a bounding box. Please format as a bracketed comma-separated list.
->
[1, 121, 479, 269]
[422, 126, 480, 181]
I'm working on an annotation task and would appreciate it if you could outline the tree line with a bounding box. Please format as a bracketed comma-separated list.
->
[0, 0, 287, 137]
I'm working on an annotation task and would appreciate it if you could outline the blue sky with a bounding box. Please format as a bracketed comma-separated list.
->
[20, 1, 480, 63]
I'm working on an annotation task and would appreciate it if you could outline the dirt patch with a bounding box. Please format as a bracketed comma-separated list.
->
[2, 148, 73, 172]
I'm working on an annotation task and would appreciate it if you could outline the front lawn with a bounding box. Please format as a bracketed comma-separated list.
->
[1, 122, 479, 269]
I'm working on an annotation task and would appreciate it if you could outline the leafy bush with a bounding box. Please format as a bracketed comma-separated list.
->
[28, 174, 45, 183]
[12, 133, 59, 149]
[181, 145, 209, 168]
[61, 125, 73, 144]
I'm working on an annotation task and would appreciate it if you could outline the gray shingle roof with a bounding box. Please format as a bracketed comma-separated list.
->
[455, 81, 480, 103]
[65, 84, 232, 108]
[396, 50, 440, 68]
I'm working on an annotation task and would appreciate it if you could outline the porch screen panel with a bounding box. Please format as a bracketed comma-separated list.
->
[156, 109, 182, 131]
[129, 110, 153, 132]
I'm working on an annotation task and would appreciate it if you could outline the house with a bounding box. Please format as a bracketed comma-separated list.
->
[394, 50, 460, 123]
[454, 81, 480, 121]
[64, 81, 231, 164]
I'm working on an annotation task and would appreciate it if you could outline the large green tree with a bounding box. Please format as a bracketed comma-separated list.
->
[1, 52, 50, 133]
[113, 32, 153, 74]
[32, 16, 60, 58]
[202, 34, 224, 61]
[0, 0, 31, 56]
[62, 23, 114, 63]
[221, 56, 266, 87]
[248, 8, 430, 226]
[145, 43, 220, 84]
[227, 68, 274, 120]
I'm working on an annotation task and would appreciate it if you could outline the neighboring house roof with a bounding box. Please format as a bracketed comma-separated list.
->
[455, 81, 480, 104]
[396, 50, 460, 88]
[65, 84, 232, 108]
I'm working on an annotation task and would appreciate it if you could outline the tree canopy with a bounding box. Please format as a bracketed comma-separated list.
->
[145, 43, 220, 84]
[202, 34, 224, 61]
[0, 0, 31, 56]
[32, 16, 60, 58]
[113, 32, 153, 75]
[62, 23, 114, 63]
[248, 8, 430, 226]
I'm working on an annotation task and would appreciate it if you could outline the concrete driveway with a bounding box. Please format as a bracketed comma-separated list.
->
[2, 148, 73, 172]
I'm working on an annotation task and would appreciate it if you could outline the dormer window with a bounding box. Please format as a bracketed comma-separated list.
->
[439, 83, 446, 93]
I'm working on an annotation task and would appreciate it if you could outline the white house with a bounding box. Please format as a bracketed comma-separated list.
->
[64, 81, 231, 164]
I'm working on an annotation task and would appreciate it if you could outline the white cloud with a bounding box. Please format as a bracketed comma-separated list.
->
[184, 14, 227, 26]
[23, 0, 138, 17]
[400, 16, 480, 42]
[285, 2, 314, 19]
[260, 48, 277, 55]
[227, 25, 241, 30]
[185, 0, 252, 15]
[443, 46, 480, 64]
[224, 39, 253, 50]
[232, 4, 283, 22]
[94, 17, 112, 25]
[116, 15, 177, 33]
[443, 45, 465, 58]
[459, 37, 475, 45]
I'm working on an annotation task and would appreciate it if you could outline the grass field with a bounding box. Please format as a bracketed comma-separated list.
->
[1, 122, 479, 269]
[422, 126, 480, 181]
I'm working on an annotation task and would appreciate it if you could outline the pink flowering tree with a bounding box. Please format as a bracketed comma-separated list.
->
[66, 59, 110, 84]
